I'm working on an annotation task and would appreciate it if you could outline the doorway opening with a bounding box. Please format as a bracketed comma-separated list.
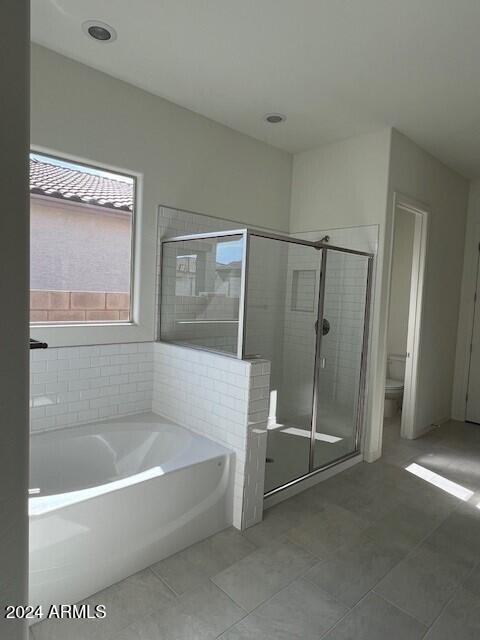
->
[384, 194, 428, 443]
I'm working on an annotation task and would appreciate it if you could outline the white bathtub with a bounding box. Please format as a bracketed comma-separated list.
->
[29, 412, 233, 611]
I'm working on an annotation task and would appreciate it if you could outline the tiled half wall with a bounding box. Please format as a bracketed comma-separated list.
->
[152, 342, 270, 529]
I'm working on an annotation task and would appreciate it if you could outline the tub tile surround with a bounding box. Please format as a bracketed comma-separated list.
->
[152, 341, 270, 529]
[30, 342, 154, 432]
[30, 338, 269, 530]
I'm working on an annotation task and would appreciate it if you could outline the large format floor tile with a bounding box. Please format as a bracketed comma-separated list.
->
[241, 492, 322, 548]
[285, 503, 370, 558]
[241, 503, 303, 548]
[424, 588, 480, 640]
[305, 533, 403, 607]
[422, 510, 480, 565]
[462, 563, 480, 598]
[31, 568, 176, 640]
[374, 543, 473, 625]
[321, 592, 427, 640]
[363, 502, 437, 555]
[116, 581, 245, 640]
[218, 578, 348, 640]
[211, 538, 316, 612]
[312, 473, 404, 523]
[150, 527, 256, 595]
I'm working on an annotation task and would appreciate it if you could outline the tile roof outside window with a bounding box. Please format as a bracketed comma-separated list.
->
[29, 155, 134, 212]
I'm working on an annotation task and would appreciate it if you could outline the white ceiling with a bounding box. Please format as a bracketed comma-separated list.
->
[32, 0, 480, 177]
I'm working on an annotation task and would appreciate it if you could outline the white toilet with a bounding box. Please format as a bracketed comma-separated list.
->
[384, 354, 406, 418]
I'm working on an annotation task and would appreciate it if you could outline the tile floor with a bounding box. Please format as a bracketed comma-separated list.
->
[31, 417, 480, 639]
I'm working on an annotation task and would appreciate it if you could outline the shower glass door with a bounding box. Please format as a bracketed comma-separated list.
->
[161, 227, 374, 496]
[245, 235, 321, 493]
[312, 249, 371, 470]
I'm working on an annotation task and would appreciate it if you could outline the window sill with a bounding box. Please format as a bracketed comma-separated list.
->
[30, 321, 154, 348]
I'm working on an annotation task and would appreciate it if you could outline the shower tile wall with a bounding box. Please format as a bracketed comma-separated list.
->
[152, 341, 270, 528]
[285, 225, 378, 431]
[279, 244, 320, 422]
[30, 342, 153, 432]
[279, 248, 369, 426]
[244, 239, 287, 401]
[319, 252, 369, 409]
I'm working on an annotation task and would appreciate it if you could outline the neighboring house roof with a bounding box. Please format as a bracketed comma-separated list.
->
[29, 156, 133, 212]
[217, 261, 242, 271]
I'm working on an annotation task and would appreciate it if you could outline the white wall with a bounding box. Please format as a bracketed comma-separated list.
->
[30, 44, 291, 347]
[452, 180, 480, 419]
[387, 208, 415, 356]
[290, 130, 391, 460]
[0, 2, 29, 639]
[388, 129, 469, 432]
[290, 130, 392, 232]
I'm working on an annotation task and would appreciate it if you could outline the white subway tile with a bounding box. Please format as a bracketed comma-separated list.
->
[78, 409, 100, 423]
[56, 347, 79, 360]
[31, 361, 48, 374]
[45, 381, 68, 394]
[32, 416, 57, 430]
[120, 343, 139, 354]
[68, 379, 91, 392]
[30, 383, 46, 396]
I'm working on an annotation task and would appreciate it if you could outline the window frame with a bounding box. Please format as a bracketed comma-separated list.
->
[29, 146, 150, 347]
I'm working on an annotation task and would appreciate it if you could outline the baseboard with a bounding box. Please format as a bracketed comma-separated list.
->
[363, 448, 382, 463]
[410, 418, 448, 440]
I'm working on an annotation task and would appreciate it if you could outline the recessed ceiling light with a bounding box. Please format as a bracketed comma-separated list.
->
[264, 113, 286, 124]
[82, 20, 117, 43]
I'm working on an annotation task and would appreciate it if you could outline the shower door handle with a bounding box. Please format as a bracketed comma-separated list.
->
[320, 356, 326, 369]
[315, 319, 331, 336]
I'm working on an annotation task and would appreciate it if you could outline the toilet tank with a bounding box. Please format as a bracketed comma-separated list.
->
[388, 354, 406, 381]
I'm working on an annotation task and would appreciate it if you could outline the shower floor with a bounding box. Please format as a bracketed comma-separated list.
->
[264, 403, 357, 494]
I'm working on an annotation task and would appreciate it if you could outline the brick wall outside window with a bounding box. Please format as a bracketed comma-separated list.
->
[30, 290, 130, 322]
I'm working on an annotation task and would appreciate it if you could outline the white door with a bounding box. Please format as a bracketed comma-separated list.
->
[467, 254, 480, 423]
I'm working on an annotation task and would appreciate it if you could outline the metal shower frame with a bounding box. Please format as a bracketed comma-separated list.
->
[160, 227, 374, 490]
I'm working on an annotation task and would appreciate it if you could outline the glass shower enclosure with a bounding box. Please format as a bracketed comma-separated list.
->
[160, 228, 373, 496]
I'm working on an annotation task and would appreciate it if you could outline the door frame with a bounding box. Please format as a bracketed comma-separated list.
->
[265, 245, 374, 497]
[465, 235, 480, 423]
[388, 193, 429, 440]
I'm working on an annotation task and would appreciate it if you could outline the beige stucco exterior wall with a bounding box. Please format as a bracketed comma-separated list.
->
[31, 195, 132, 293]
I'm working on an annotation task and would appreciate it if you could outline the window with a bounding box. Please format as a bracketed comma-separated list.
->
[30, 152, 135, 324]
[160, 235, 244, 355]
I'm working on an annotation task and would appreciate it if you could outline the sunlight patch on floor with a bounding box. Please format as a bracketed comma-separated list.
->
[281, 427, 342, 443]
[405, 462, 474, 501]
